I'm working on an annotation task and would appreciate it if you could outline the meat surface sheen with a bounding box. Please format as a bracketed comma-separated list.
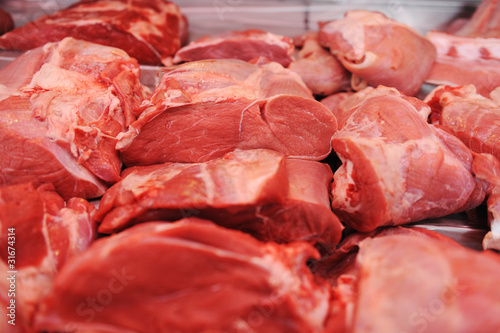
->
[35, 218, 331, 333]
[118, 59, 337, 166]
[174, 29, 294, 67]
[289, 32, 350, 96]
[0, 0, 188, 65]
[233, 158, 344, 247]
[0, 37, 149, 199]
[319, 10, 436, 96]
[330, 86, 483, 232]
[320, 230, 500, 333]
[425, 0, 500, 97]
[425, 85, 500, 161]
[425, 31, 500, 97]
[0, 183, 95, 332]
[96, 149, 289, 233]
[96, 149, 344, 246]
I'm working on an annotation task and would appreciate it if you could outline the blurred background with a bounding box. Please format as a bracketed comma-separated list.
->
[0, 0, 482, 40]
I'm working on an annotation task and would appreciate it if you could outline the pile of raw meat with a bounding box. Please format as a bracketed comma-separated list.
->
[1, 0, 500, 332]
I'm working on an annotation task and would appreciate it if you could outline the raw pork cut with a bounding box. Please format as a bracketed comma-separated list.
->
[319, 10, 436, 96]
[0, 0, 188, 65]
[0, 7, 13, 35]
[96, 149, 344, 247]
[317, 228, 500, 333]
[0, 37, 149, 200]
[470, 153, 500, 250]
[448, 0, 500, 37]
[35, 218, 331, 333]
[173, 29, 294, 67]
[425, 85, 500, 161]
[289, 32, 350, 96]
[425, 31, 500, 97]
[0, 183, 95, 332]
[118, 59, 337, 166]
[330, 86, 490, 232]
[425, 0, 500, 97]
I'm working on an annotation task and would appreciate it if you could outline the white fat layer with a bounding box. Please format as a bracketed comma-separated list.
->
[259, 250, 329, 330]
[427, 31, 500, 61]
[332, 156, 362, 214]
[27, 63, 89, 92]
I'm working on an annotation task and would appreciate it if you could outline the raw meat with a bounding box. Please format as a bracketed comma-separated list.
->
[0, 183, 95, 332]
[173, 29, 294, 67]
[318, 228, 500, 333]
[484, 186, 500, 249]
[96, 149, 344, 247]
[425, 0, 500, 97]
[35, 218, 331, 333]
[319, 10, 436, 96]
[314, 226, 460, 286]
[0, 7, 13, 35]
[425, 85, 500, 161]
[425, 31, 500, 97]
[330, 86, 489, 232]
[118, 59, 337, 166]
[0, 0, 188, 65]
[0, 37, 149, 200]
[470, 153, 500, 250]
[289, 32, 350, 96]
[449, 0, 500, 37]
[239, 158, 344, 248]
[96, 149, 289, 233]
[320, 92, 354, 124]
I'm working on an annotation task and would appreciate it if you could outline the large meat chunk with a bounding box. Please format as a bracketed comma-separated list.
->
[289, 32, 350, 96]
[425, 31, 500, 97]
[0, 37, 149, 199]
[173, 29, 294, 67]
[96, 149, 288, 233]
[319, 10, 436, 96]
[0, 183, 95, 332]
[318, 228, 500, 333]
[425, 0, 500, 97]
[425, 85, 500, 161]
[330, 86, 489, 232]
[96, 149, 344, 247]
[118, 59, 337, 166]
[35, 218, 331, 333]
[0, 0, 187, 65]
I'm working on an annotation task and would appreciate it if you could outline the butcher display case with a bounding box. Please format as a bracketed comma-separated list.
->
[0, 0, 488, 250]
[0, 0, 483, 90]
[3, 1, 500, 332]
